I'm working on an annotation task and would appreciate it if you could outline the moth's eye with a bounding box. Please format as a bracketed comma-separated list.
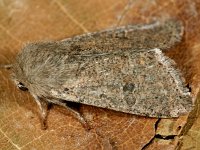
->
[17, 82, 28, 91]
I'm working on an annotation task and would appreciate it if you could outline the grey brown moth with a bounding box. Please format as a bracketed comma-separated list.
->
[12, 19, 193, 129]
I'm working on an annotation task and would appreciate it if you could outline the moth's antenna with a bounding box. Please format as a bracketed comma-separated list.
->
[0, 64, 13, 70]
[115, 0, 133, 27]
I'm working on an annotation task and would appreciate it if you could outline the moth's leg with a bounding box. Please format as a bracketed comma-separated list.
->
[32, 94, 49, 130]
[48, 98, 90, 130]
[64, 104, 89, 130]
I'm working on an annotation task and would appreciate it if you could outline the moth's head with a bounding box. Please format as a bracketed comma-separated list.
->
[13, 79, 29, 91]
[11, 61, 46, 97]
[12, 63, 29, 92]
[11, 43, 36, 92]
[11, 41, 60, 97]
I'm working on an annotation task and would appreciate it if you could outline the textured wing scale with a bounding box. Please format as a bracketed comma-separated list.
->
[50, 48, 192, 118]
[60, 19, 183, 54]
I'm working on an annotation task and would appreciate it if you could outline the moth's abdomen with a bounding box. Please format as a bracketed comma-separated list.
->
[51, 48, 192, 118]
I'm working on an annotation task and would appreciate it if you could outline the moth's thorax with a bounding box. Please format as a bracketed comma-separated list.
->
[12, 42, 69, 97]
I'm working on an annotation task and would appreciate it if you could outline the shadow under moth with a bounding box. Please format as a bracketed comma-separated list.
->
[11, 19, 193, 129]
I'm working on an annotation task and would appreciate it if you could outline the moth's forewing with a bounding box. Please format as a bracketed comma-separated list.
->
[61, 19, 183, 53]
[50, 48, 192, 118]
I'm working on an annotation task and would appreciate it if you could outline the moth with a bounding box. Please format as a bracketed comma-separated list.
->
[12, 19, 193, 129]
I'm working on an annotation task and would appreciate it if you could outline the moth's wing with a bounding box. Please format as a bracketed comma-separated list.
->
[49, 48, 193, 118]
[60, 19, 183, 54]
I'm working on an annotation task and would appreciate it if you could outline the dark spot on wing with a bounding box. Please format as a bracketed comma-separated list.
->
[123, 83, 135, 92]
